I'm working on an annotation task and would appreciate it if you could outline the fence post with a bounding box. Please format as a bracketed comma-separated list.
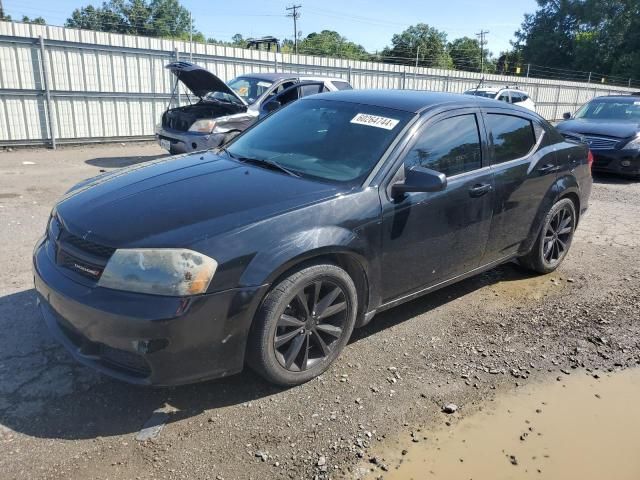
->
[402, 70, 407, 89]
[274, 53, 278, 73]
[347, 65, 352, 84]
[526, 64, 530, 78]
[552, 85, 561, 121]
[174, 48, 181, 107]
[38, 36, 56, 150]
[444, 76, 449, 92]
[587, 72, 592, 83]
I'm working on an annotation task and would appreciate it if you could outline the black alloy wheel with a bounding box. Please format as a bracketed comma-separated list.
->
[274, 279, 348, 372]
[247, 264, 358, 386]
[518, 198, 577, 274]
[542, 203, 575, 268]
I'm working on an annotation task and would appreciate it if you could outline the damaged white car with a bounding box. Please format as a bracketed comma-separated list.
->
[155, 62, 352, 154]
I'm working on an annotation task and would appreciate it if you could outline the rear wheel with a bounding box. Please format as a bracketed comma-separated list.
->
[518, 198, 577, 274]
[247, 264, 357, 386]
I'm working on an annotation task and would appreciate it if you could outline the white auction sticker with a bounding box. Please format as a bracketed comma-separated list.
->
[350, 113, 400, 130]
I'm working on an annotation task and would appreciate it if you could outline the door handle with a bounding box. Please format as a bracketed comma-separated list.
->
[468, 183, 492, 197]
[538, 163, 560, 174]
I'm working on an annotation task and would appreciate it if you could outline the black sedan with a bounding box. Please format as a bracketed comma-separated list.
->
[558, 94, 640, 178]
[33, 90, 592, 386]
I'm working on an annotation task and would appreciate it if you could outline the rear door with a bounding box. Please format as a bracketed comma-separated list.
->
[379, 109, 495, 301]
[480, 108, 559, 262]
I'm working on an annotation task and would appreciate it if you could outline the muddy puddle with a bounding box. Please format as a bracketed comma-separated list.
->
[365, 369, 640, 479]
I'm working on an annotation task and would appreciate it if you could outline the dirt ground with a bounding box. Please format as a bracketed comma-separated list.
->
[0, 143, 639, 480]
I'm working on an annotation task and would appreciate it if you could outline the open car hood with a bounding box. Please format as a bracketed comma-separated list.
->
[165, 61, 247, 105]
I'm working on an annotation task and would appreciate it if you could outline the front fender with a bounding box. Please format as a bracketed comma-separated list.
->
[239, 226, 372, 288]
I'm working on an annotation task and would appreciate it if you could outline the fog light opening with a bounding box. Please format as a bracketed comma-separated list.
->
[620, 160, 632, 167]
[134, 338, 169, 354]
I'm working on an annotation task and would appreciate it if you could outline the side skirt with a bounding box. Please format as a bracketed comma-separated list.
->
[360, 254, 517, 326]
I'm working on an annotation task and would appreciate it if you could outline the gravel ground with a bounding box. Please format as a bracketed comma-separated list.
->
[0, 143, 638, 480]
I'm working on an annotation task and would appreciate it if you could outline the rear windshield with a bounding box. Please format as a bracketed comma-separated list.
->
[575, 99, 640, 121]
[225, 99, 413, 185]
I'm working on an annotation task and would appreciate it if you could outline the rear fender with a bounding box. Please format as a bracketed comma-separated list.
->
[519, 174, 580, 254]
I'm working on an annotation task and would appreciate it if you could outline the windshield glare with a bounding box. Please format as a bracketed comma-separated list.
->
[575, 99, 640, 121]
[226, 99, 413, 184]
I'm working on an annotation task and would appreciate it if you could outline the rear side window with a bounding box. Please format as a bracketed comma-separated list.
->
[487, 114, 537, 163]
[405, 114, 482, 177]
[300, 84, 324, 97]
[498, 92, 510, 103]
[331, 81, 353, 90]
[510, 92, 523, 102]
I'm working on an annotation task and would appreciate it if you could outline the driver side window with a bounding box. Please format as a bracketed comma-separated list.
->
[404, 114, 482, 177]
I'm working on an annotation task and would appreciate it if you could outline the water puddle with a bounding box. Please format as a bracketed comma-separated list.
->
[366, 369, 640, 479]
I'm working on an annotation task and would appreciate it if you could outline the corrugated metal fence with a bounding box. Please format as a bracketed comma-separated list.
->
[0, 20, 636, 147]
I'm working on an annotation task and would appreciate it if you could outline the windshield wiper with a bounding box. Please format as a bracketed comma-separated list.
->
[233, 155, 301, 178]
[219, 147, 300, 178]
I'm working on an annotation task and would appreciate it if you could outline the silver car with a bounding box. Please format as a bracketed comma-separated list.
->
[156, 62, 353, 154]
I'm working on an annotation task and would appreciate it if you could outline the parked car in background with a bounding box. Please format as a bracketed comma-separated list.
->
[557, 94, 640, 178]
[155, 62, 352, 154]
[464, 86, 536, 111]
[34, 90, 590, 387]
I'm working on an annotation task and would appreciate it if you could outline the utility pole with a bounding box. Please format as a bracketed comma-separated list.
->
[0, 0, 5, 20]
[476, 30, 489, 73]
[415, 45, 420, 68]
[189, 11, 193, 61]
[286, 4, 302, 54]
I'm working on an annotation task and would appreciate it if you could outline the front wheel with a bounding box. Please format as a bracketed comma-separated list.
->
[518, 198, 577, 274]
[247, 264, 357, 386]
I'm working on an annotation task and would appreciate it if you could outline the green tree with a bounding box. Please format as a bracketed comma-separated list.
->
[298, 30, 371, 60]
[381, 23, 453, 69]
[65, 0, 203, 41]
[514, 0, 640, 82]
[448, 36, 493, 72]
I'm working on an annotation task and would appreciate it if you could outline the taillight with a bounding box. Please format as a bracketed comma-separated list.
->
[587, 150, 594, 171]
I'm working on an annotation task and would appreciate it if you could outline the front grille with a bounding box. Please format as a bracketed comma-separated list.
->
[584, 135, 620, 150]
[57, 249, 104, 280]
[52, 221, 115, 280]
[593, 154, 613, 167]
[162, 111, 191, 132]
[61, 232, 116, 259]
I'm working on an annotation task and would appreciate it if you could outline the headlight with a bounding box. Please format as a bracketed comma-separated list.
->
[97, 249, 217, 296]
[188, 119, 217, 133]
[623, 134, 640, 150]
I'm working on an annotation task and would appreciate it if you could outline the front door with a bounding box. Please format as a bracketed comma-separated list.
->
[379, 110, 495, 302]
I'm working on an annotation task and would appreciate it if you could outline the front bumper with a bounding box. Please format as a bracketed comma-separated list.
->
[155, 126, 225, 154]
[33, 241, 268, 386]
[591, 149, 640, 177]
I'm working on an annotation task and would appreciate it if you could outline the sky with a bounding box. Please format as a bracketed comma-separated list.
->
[3, 0, 539, 56]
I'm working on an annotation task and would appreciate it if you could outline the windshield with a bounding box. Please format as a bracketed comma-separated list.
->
[225, 99, 413, 184]
[464, 90, 497, 99]
[574, 99, 640, 121]
[206, 76, 273, 105]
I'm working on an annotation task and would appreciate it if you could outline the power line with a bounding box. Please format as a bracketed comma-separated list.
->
[286, 4, 301, 54]
[476, 30, 489, 73]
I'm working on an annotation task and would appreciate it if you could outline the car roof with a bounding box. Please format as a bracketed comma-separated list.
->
[239, 72, 346, 83]
[303, 89, 517, 113]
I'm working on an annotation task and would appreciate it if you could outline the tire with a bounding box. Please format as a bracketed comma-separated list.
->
[518, 198, 577, 274]
[247, 264, 358, 386]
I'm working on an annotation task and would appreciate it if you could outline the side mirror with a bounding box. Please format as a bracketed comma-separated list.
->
[562, 112, 571, 120]
[263, 100, 282, 114]
[391, 166, 447, 197]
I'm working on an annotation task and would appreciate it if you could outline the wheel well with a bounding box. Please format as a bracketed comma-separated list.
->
[264, 253, 370, 326]
[559, 191, 580, 224]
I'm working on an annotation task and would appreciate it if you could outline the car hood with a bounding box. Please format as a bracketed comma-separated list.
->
[556, 118, 640, 139]
[55, 152, 341, 248]
[166, 61, 247, 105]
